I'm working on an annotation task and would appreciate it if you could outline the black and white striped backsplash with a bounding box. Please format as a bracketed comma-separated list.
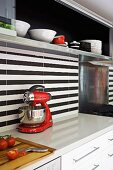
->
[0, 42, 79, 132]
[109, 67, 113, 104]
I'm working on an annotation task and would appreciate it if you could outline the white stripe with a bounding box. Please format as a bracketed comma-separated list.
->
[0, 94, 78, 103]
[50, 90, 78, 96]
[109, 77, 113, 80]
[0, 83, 79, 91]
[109, 101, 113, 105]
[109, 72, 113, 75]
[109, 87, 113, 93]
[109, 82, 113, 85]
[0, 75, 78, 80]
[0, 49, 78, 62]
[0, 114, 19, 122]
[0, 104, 24, 112]
[0, 53, 78, 66]
[51, 103, 78, 112]
[43, 58, 78, 66]
[48, 96, 78, 104]
[42, 52, 78, 61]
[0, 94, 23, 101]
[0, 64, 78, 74]
[109, 91, 113, 95]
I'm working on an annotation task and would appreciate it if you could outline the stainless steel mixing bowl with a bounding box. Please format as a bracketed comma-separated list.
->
[18, 106, 46, 124]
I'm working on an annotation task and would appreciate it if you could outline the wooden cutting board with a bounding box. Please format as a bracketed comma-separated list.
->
[0, 137, 55, 170]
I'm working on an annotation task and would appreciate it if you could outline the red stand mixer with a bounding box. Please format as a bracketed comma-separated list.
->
[17, 85, 53, 133]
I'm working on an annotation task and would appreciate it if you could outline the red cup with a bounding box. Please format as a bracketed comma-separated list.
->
[52, 35, 65, 44]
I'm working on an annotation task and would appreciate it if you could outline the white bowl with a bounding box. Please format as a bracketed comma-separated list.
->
[15, 20, 30, 37]
[29, 29, 57, 42]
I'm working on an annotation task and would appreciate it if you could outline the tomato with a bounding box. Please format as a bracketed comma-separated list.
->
[7, 136, 15, 147]
[6, 149, 19, 160]
[18, 150, 27, 157]
[0, 138, 8, 150]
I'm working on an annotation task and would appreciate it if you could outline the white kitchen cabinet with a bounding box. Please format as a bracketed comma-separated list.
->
[36, 157, 61, 170]
[61, 129, 113, 170]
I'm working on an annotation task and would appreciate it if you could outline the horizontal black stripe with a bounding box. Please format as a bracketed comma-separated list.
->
[7, 70, 43, 75]
[7, 60, 43, 67]
[49, 101, 69, 108]
[7, 80, 78, 85]
[0, 80, 6, 85]
[109, 94, 113, 97]
[45, 86, 78, 92]
[109, 75, 113, 77]
[44, 80, 78, 84]
[109, 90, 113, 92]
[43, 49, 69, 57]
[44, 63, 78, 69]
[0, 111, 6, 116]
[0, 70, 6, 74]
[7, 89, 26, 95]
[7, 52, 44, 60]
[69, 93, 78, 97]
[0, 91, 6, 96]
[7, 80, 43, 85]
[44, 55, 78, 62]
[0, 51, 6, 54]
[7, 70, 78, 76]
[0, 121, 6, 127]
[0, 41, 6, 47]
[69, 100, 78, 104]
[69, 107, 79, 111]
[109, 99, 113, 102]
[52, 108, 69, 115]
[7, 119, 20, 125]
[7, 109, 18, 115]
[6, 87, 78, 96]
[52, 94, 68, 100]
[52, 93, 78, 100]
[109, 69, 113, 72]
[0, 59, 6, 64]
[0, 101, 6, 106]
[44, 71, 78, 76]
[49, 100, 78, 108]
[7, 99, 23, 105]
[109, 85, 113, 87]
[69, 86, 78, 90]
[109, 80, 113, 82]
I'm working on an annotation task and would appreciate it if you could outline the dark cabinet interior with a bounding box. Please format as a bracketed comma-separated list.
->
[16, 0, 110, 56]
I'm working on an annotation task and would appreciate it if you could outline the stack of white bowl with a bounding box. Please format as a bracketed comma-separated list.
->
[80, 40, 102, 54]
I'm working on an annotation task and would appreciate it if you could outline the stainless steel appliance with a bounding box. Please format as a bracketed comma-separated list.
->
[79, 54, 113, 117]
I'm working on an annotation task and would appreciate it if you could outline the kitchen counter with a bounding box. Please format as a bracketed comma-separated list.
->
[1, 113, 113, 169]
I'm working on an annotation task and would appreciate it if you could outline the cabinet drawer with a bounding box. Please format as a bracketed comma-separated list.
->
[36, 157, 61, 170]
[61, 130, 113, 170]
[61, 144, 100, 170]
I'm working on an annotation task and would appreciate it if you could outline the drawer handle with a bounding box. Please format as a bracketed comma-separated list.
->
[108, 138, 113, 141]
[108, 153, 113, 157]
[91, 164, 100, 170]
[73, 147, 99, 163]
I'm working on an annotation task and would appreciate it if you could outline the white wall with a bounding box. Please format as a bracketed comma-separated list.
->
[73, 0, 113, 23]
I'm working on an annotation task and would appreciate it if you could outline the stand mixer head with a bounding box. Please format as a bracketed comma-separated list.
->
[18, 85, 53, 133]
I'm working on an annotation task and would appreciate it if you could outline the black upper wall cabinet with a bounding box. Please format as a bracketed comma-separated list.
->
[16, 0, 110, 56]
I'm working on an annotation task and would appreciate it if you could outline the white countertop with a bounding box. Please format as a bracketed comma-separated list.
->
[1, 113, 113, 169]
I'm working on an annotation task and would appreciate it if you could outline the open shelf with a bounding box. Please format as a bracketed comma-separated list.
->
[16, 0, 110, 56]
